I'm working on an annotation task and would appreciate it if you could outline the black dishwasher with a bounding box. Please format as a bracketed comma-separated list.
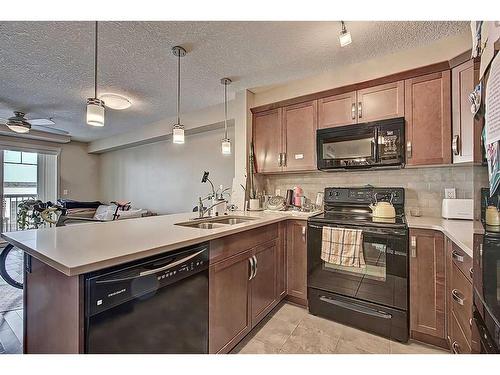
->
[84, 243, 209, 354]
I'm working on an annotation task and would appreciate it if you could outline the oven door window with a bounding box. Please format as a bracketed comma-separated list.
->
[323, 240, 387, 281]
[307, 224, 408, 310]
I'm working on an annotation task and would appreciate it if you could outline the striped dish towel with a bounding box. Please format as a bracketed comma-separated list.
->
[321, 227, 365, 268]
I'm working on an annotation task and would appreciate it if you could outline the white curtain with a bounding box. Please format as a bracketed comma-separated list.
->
[37, 153, 58, 203]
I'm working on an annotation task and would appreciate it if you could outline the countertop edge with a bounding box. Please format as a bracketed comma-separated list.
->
[2, 214, 309, 277]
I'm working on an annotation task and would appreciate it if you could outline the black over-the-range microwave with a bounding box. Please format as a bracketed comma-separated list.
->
[316, 117, 405, 170]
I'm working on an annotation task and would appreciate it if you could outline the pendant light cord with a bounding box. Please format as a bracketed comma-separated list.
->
[224, 81, 228, 139]
[94, 21, 98, 99]
[177, 52, 181, 125]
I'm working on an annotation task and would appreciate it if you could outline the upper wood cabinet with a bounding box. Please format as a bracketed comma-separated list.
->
[318, 91, 357, 128]
[405, 71, 452, 166]
[409, 229, 447, 348]
[253, 108, 283, 173]
[286, 220, 308, 306]
[356, 81, 405, 123]
[317, 81, 404, 129]
[282, 101, 317, 171]
[253, 101, 317, 173]
[452, 60, 475, 164]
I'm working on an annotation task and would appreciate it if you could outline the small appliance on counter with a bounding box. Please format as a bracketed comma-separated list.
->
[441, 198, 473, 220]
[307, 186, 408, 342]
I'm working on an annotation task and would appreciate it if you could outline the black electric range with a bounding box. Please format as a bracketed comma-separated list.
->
[307, 187, 409, 342]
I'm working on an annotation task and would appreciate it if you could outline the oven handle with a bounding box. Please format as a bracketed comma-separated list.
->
[308, 223, 406, 236]
[319, 295, 392, 319]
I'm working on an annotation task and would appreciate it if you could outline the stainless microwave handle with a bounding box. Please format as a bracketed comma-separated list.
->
[139, 249, 205, 277]
[319, 295, 392, 319]
[351, 103, 356, 120]
[357, 101, 362, 119]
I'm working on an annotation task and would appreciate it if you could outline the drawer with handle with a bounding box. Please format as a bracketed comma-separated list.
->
[451, 242, 472, 283]
[450, 310, 471, 354]
[451, 262, 472, 343]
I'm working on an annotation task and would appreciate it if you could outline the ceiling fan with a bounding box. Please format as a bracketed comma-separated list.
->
[0, 111, 69, 135]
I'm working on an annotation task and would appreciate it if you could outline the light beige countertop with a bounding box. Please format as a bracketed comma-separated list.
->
[1, 210, 317, 277]
[406, 216, 473, 258]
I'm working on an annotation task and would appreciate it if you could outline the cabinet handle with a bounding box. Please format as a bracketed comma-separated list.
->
[351, 103, 356, 120]
[252, 255, 258, 278]
[278, 153, 283, 167]
[469, 267, 473, 279]
[451, 289, 465, 306]
[302, 225, 306, 242]
[406, 141, 412, 159]
[248, 257, 255, 280]
[282, 153, 287, 167]
[451, 341, 460, 354]
[452, 250, 464, 263]
[410, 236, 417, 257]
[357, 101, 362, 119]
[452, 135, 460, 156]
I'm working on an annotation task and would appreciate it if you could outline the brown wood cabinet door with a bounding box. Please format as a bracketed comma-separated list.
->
[356, 81, 405, 123]
[452, 60, 474, 164]
[405, 71, 452, 166]
[209, 249, 253, 354]
[286, 220, 307, 305]
[410, 229, 447, 346]
[253, 108, 283, 173]
[282, 100, 317, 172]
[251, 240, 277, 325]
[318, 91, 357, 129]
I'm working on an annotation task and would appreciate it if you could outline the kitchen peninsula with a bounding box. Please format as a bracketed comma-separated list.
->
[2, 210, 473, 354]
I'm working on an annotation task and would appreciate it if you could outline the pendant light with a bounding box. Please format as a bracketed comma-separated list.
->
[220, 78, 232, 155]
[339, 21, 352, 47]
[172, 46, 186, 144]
[86, 21, 105, 127]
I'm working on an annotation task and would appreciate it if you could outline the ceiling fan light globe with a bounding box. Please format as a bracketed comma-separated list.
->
[7, 124, 30, 133]
[86, 99, 105, 127]
[99, 93, 132, 110]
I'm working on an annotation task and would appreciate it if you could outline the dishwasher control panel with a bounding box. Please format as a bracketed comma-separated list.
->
[85, 243, 209, 316]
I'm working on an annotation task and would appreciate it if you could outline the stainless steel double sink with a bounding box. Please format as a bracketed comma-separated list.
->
[175, 215, 257, 229]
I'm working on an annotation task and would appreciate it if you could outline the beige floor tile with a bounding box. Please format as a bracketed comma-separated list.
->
[253, 314, 298, 348]
[335, 338, 373, 354]
[297, 313, 346, 339]
[337, 327, 391, 354]
[390, 340, 448, 354]
[270, 303, 308, 326]
[280, 326, 339, 354]
[235, 338, 281, 354]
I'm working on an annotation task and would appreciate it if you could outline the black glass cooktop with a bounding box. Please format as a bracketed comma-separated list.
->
[309, 210, 407, 228]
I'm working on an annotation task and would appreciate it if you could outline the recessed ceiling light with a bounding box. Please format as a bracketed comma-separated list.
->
[99, 93, 132, 110]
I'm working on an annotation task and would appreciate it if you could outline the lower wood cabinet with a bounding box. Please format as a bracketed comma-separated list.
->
[208, 224, 284, 354]
[286, 220, 308, 306]
[409, 229, 447, 347]
[209, 249, 253, 354]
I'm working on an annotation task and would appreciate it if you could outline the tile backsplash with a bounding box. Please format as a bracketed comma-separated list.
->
[257, 165, 473, 218]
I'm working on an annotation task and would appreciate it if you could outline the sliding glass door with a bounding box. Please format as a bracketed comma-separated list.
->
[0, 147, 58, 233]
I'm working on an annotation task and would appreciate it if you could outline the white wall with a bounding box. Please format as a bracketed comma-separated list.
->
[99, 126, 235, 214]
